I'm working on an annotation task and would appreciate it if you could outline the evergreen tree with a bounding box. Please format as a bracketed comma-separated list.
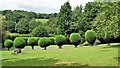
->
[56, 1, 72, 35]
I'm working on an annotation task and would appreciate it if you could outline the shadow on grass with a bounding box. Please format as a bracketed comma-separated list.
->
[2, 58, 59, 66]
[2, 58, 90, 67]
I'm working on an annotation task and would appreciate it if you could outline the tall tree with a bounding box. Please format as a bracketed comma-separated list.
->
[71, 5, 87, 33]
[56, 1, 72, 35]
[84, 2, 99, 30]
[72, 5, 82, 22]
[92, 2, 120, 43]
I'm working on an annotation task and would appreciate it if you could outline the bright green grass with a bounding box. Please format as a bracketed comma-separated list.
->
[2, 45, 118, 66]
[35, 19, 49, 23]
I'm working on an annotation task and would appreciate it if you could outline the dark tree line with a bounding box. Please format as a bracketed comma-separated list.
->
[0, 10, 55, 22]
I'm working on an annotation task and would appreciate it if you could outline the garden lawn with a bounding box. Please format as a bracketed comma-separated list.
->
[2, 45, 119, 66]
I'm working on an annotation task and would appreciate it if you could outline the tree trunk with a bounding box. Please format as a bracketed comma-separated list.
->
[44, 47, 47, 50]
[91, 44, 93, 46]
[32, 46, 34, 50]
[8, 48, 9, 50]
[59, 46, 62, 49]
[75, 45, 77, 48]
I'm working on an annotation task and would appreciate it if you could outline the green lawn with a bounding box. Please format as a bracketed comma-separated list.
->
[2, 45, 119, 66]
[35, 19, 49, 23]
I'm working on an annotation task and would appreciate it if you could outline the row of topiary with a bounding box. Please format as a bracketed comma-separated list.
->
[4, 30, 97, 50]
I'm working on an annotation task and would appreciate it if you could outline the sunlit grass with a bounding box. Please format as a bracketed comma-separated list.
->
[2, 45, 118, 66]
[35, 19, 49, 23]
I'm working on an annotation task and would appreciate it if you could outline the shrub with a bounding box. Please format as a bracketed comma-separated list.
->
[85, 30, 96, 45]
[10, 33, 20, 41]
[31, 25, 49, 37]
[27, 37, 39, 50]
[4, 39, 13, 50]
[3, 31, 11, 40]
[38, 37, 50, 50]
[49, 37, 55, 45]
[70, 33, 81, 48]
[20, 34, 31, 37]
[13, 37, 26, 49]
[55, 35, 66, 49]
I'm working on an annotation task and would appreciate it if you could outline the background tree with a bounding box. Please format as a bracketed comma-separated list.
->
[4, 21, 16, 32]
[84, 2, 99, 30]
[31, 25, 49, 37]
[29, 19, 42, 32]
[91, 2, 120, 43]
[56, 1, 72, 35]
[15, 19, 29, 34]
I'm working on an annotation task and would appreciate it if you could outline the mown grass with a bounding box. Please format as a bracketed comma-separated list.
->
[2, 45, 119, 66]
[35, 19, 49, 23]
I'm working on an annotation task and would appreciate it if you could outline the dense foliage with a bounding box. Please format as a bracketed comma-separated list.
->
[27, 37, 39, 50]
[3, 21, 16, 32]
[13, 37, 26, 48]
[85, 30, 96, 45]
[4, 39, 13, 50]
[15, 19, 29, 34]
[1, 1, 120, 48]
[70, 33, 81, 48]
[55, 35, 66, 49]
[0, 10, 52, 22]
[38, 37, 50, 50]
[56, 1, 72, 35]
[31, 25, 49, 37]
[29, 19, 42, 32]
[49, 37, 56, 45]
[92, 2, 120, 43]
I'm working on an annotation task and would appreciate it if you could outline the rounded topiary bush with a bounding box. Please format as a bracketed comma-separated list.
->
[70, 33, 81, 48]
[85, 30, 96, 45]
[55, 35, 66, 49]
[38, 37, 50, 50]
[27, 37, 39, 50]
[13, 37, 26, 49]
[4, 39, 13, 50]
